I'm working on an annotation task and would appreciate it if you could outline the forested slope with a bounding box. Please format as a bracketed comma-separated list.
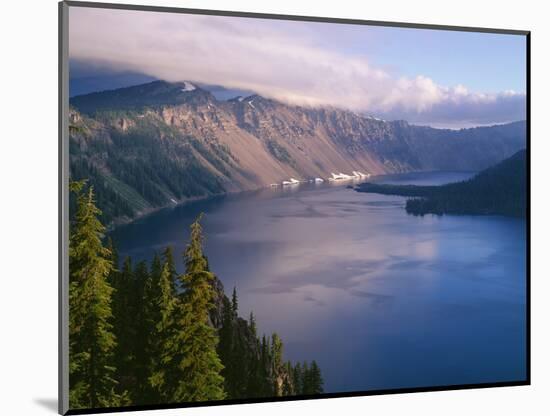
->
[355, 149, 527, 217]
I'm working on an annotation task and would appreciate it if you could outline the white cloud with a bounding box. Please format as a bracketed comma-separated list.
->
[69, 7, 525, 128]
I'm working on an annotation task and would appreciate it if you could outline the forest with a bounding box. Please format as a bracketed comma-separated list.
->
[68, 180, 323, 410]
[354, 149, 527, 218]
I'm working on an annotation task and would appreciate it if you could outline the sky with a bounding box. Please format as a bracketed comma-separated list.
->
[69, 6, 527, 129]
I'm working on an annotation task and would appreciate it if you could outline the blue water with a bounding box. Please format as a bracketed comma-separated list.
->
[110, 171, 527, 393]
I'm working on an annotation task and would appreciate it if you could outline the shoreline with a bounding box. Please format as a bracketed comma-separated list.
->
[104, 169, 479, 232]
[105, 189, 241, 232]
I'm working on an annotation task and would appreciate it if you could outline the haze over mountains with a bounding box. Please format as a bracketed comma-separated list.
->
[69, 80, 526, 225]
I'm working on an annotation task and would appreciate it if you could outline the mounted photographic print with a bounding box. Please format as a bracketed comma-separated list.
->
[59, 1, 530, 414]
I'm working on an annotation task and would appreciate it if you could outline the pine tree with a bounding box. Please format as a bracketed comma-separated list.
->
[308, 360, 324, 394]
[261, 335, 269, 365]
[259, 334, 273, 397]
[298, 360, 323, 395]
[68, 180, 124, 408]
[301, 361, 310, 394]
[105, 238, 119, 277]
[282, 361, 293, 396]
[149, 262, 178, 401]
[231, 286, 238, 317]
[132, 261, 154, 404]
[144, 253, 163, 403]
[147, 247, 186, 402]
[162, 247, 177, 296]
[270, 333, 284, 396]
[249, 312, 257, 338]
[168, 214, 226, 402]
[218, 286, 254, 399]
[244, 312, 263, 398]
[110, 257, 135, 398]
[293, 362, 303, 395]
[148, 253, 163, 312]
[271, 333, 283, 372]
[218, 293, 237, 398]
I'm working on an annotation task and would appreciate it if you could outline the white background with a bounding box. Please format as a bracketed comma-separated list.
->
[1, 0, 547, 414]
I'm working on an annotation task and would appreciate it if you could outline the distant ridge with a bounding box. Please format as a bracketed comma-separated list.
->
[70, 80, 213, 113]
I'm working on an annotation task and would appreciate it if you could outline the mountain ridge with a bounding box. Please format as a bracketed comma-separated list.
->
[69, 80, 527, 225]
[71, 80, 525, 130]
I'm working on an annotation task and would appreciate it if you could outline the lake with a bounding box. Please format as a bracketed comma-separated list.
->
[109, 171, 527, 393]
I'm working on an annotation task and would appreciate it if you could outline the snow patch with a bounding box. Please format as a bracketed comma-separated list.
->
[180, 81, 196, 92]
[282, 177, 300, 186]
[365, 115, 385, 122]
[328, 171, 371, 181]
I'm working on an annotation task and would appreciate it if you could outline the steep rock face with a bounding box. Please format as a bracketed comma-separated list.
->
[69, 81, 526, 225]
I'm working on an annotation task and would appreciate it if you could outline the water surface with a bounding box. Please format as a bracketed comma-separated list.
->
[110, 171, 527, 393]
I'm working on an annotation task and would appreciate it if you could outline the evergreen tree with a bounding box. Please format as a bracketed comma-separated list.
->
[282, 361, 294, 396]
[298, 360, 324, 395]
[259, 335, 273, 397]
[132, 261, 154, 404]
[110, 257, 135, 398]
[144, 253, 162, 403]
[105, 238, 119, 276]
[148, 253, 163, 312]
[249, 312, 257, 338]
[293, 362, 303, 395]
[231, 286, 238, 317]
[271, 333, 283, 372]
[270, 333, 284, 396]
[162, 247, 177, 296]
[218, 295, 236, 397]
[242, 312, 263, 398]
[68, 180, 124, 408]
[301, 361, 310, 394]
[149, 262, 178, 401]
[167, 214, 226, 402]
[261, 335, 269, 366]
[308, 360, 324, 394]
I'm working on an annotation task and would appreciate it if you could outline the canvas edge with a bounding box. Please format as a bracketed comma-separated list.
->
[59, 1, 70, 415]
[525, 31, 531, 386]
[64, 381, 531, 415]
[63, 0, 530, 35]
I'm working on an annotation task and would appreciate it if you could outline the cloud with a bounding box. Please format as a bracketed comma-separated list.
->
[377, 85, 526, 128]
[69, 7, 525, 128]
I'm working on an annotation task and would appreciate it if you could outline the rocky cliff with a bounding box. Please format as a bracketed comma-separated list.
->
[69, 80, 526, 225]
